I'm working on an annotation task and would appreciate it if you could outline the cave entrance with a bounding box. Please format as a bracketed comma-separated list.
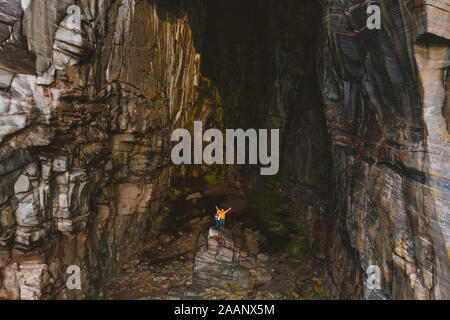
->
[193, 0, 330, 258]
[106, 0, 329, 300]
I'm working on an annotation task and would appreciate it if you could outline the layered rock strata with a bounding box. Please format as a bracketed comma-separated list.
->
[0, 0, 203, 299]
[193, 227, 250, 288]
[317, 0, 449, 299]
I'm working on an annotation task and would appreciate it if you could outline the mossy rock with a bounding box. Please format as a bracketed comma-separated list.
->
[288, 234, 308, 261]
[204, 166, 226, 184]
[170, 188, 182, 197]
[249, 180, 284, 234]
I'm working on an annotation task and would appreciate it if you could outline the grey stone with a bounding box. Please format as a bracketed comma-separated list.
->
[257, 254, 269, 262]
[24, 162, 38, 177]
[185, 192, 202, 201]
[14, 175, 30, 194]
[208, 227, 220, 239]
[15, 193, 41, 227]
[0, 69, 14, 89]
[53, 157, 69, 172]
[55, 172, 69, 185]
[167, 285, 187, 300]
[257, 273, 273, 282]
[217, 247, 233, 263]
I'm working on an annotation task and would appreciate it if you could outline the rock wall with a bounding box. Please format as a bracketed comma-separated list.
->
[196, 0, 449, 300]
[0, 0, 204, 299]
[318, 0, 449, 299]
[197, 0, 360, 299]
[194, 227, 250, 289]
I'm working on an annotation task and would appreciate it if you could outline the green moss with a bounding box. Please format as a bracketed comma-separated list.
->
[116, 242, 133, 278]
[244, 229, 260, 255]
[170, 188, 182, 197]
[288, 225, 308, 261]
[179, 165, 186, 177]
[287, 224, 328, 300]
[147, 214, 164, 239]
[288, 236, 308, 261]
[294, 275, 327, 300]
[215, 105, 224, 127]
[204, 166, 226, 184]
[311, 277, 327, 300]
[272, 293, 285, 300]
[272, 224, 288, 236]
[201, 76, 211, 89]
[250, 180, 284, 234]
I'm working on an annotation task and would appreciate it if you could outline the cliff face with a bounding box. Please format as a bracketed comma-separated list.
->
[0, 0, 204, 299]
[0, 0, 448, 300]
[319, 0, 449, 299]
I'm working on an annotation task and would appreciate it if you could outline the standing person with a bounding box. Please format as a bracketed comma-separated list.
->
[215, 206, 221, 228]
[217, 207, 231, 230]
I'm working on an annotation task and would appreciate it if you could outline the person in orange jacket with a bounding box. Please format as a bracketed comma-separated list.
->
[215, 206, 231, 229]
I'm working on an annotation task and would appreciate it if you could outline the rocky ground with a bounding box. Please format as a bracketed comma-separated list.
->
[105, 181, 327, 300]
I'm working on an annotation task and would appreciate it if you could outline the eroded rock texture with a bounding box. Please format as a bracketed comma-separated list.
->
[319, 0, 449, 299]
[194, 227, 250, 289]
[0, 0, 204, 299]
[0, 0, 448, 300]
